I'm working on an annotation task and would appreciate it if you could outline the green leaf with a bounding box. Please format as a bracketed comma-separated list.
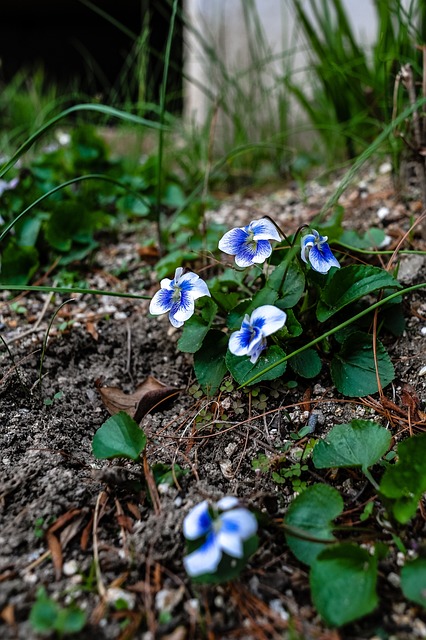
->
[154, 250, 198, 280]
[45, 202, 89, 251]
[313, 420, 391, 474]
[226, 345, 287, 387]
[16, 217, 42, 248]
[317, 265, 401, 321]
[29, 589, 59, 633]
[55, 607, 87, 634]
[227, 288, 278, 330]
[281, 308, 303, 338]
[1, 242, 39, 285]
[284, 484, 344, 566]
[268, 260, 305, 308]
[401, 557, 426, 607]
[340, 228, 386, 249]
[330, 331, 394, 397]
[310, 543, 378, 627]
[178, 299, 217, 353]
[193, 329, 228, 396]
[92, 411, 147, 461]
[379, 433, 426, 524]
[289, 348, 322, 378]
[151, 462, 188, 487]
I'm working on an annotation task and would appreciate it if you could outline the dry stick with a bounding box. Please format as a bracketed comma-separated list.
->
[125, 320, 133, 380]
[93, 491, 108, 600]
[6, 291, 54, 344]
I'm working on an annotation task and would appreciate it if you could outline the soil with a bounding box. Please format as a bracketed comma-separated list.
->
[1, 162, 426, 640]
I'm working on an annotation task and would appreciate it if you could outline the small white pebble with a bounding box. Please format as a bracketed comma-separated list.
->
[214, 595, 224, 608]
[63, 560, 78, 576]
[387, 572, 400, 588]
[174, 496, 183, 507]
[377, 206, 390, 220]
[106, 588, 135, 610]
[269, 599, 289, 621]
[157, 483, 169, 495]
[419, 365, 426, 376]
[114, 312, 128, 320]
[396, 552, 405, 567]
[420, 327, 426, 336]
[379, 161, 392, 174]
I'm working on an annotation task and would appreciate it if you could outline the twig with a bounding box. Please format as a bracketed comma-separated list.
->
[6, 291, 54, 344]
[93, 491, 108, 599]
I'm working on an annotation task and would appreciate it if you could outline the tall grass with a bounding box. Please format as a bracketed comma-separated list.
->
[287, 0, 425, 162]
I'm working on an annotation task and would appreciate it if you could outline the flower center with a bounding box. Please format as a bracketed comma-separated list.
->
[171, 283, 181, 303]
[245, 230, 257, 250]
[212, 518, 222, 534]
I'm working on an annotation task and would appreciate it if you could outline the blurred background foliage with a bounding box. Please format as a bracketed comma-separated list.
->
[0, 0, 425, 283]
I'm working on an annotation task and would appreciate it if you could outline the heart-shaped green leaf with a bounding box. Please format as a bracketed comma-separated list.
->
[317, 265, 401, 321]
[313, 420, 391, 475]
[92, 411, 147, 461]
[310, 543, 378, 627]
[268, 260, 305, 308]
[178, 299, 218, 353]
[194, 329, 228, 395]
[401, 557, 426, 607]
[379, 433, 426, 523]
[284, 484, 344, 566]
[289, 348, 322, 378]
[331, 331, 394, 397]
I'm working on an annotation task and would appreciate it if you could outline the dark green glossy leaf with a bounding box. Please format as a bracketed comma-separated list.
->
[317, 265, 401, 321]
[92, 411, 147, 461]
[289, 348, 322, 378]
[268, 260, 305, 308]
[193, 330, 228, 396]
[178, 299, 218, 353]
[310, 543, 378, 627]
[379, 433, 426, 523]
[331, 331, 394, 396]
[401, 558, 426, 607]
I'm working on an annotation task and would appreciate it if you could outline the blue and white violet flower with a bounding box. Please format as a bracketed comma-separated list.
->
[229, 305, 287, 364]
[218, 218, 281, 268]
[183, 496, 258, 577]
[149, 267, 210, 328]
[300, 229, 340, 274]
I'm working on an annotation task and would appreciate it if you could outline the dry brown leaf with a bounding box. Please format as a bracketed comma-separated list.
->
[96, 375, 182, 423]
[46, 532, 63, 581]
[86, 320, 99, 341]
[0, 604, 15, 627]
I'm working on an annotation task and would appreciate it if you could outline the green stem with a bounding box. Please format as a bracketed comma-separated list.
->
[0, 284, 150, 300]
[240, 282, 426, 387]
[39, 298, 76, 387]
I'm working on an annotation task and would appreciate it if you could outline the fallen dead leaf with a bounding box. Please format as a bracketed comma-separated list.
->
[0, 604, 15, 627]
[96, 375, 182, 422]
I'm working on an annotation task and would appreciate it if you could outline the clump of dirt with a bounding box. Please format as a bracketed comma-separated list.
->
[1, 164, 426, 639]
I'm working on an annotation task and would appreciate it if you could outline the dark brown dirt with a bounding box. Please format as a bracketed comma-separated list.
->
[1, 165, 426, 640]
